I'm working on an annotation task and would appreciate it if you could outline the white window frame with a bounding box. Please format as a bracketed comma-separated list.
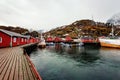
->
[25, 39, 26, 42]
[13, 37, 16, 43]
[21, 38, 24, 42]
[0, 37, 2, 43]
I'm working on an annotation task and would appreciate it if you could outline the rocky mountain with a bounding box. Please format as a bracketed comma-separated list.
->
[44, 19, 118, 38]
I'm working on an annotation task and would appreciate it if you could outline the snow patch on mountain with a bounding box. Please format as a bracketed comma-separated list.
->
[107, 13, 120, 25]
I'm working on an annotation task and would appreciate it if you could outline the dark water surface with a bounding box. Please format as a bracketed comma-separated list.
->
[29, 44, 120, 80]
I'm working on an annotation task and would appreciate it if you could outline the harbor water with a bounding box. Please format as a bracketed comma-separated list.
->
[29, 44, 120, 80]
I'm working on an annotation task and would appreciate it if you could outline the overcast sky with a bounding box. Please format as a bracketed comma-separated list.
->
[0, 0, 120, 31]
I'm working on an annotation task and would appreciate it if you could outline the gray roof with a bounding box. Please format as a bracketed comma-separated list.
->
[0, 29, 27, 38]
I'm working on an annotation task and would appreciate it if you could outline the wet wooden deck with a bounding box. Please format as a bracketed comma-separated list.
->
[0, 47, 42, 80]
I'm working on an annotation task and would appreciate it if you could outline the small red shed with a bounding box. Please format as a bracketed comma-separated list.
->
[65, 36, 73, 42]
[0, 29, 27, 48]
[46, 37, 53, 42]
[29, 37, 35, 43]
[54, 37, 62, 43]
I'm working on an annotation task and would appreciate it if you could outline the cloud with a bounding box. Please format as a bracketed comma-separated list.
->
[0, 0, 120, 31]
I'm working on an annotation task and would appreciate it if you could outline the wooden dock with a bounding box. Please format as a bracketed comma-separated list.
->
[0, 47, 42, 80]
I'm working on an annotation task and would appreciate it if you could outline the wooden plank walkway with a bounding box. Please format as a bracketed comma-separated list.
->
[0, 47, 42, 80]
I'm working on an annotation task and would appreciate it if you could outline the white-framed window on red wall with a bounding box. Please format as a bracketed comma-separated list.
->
[0, 37, 2, 43]
[13, 37, 16, 42]
[21, 38, 24, 42]
[25, 39, 26, 42]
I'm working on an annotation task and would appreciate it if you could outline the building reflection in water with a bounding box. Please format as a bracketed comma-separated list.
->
[47, 43, 101, 64]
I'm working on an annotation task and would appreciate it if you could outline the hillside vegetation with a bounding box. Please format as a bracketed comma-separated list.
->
[44, 19, 120, 38]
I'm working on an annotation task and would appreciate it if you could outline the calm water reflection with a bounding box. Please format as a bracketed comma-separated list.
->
[29, 44, 120, 80]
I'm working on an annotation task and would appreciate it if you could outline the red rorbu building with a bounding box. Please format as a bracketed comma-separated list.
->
[54, 37, 62, 43]
[29, 37, 35, 43]
[27, 36, 40, 44]
[46, 37, 53, 42]
[0, 29, 28, 48]
[65, 36, 73, 42]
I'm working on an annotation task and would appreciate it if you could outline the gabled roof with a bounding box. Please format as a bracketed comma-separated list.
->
[65, 36, 72, 41]
[46, 37, 53, 41]
[0, 29, 27, 38]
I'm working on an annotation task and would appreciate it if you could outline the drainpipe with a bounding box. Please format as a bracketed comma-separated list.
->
[10, 35, 12, 47]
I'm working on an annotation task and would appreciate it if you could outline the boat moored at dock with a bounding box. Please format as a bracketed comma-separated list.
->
[38, 39, 46, 48]
[99, 25, 120, 48]
[38, 30, 46, 48]
[99, 37, 120, 48]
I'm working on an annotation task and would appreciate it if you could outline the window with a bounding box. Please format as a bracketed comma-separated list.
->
[21, 38, 23, 42]
[25, 39, 26, 42]
[0, 37, 2, 43]
[13, 37, 16, 42]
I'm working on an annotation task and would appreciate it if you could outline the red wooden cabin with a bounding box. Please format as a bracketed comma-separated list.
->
[46, 37, 53, 42]
[29, 37, 36, 43]
[65, 36, 73, 42]
[0, 29, 27, 48]
[80, 36, 99, 43]
[54, 37, 62, 43]
[19, 37, 27, 45]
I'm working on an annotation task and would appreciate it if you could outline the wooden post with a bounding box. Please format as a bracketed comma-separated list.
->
[10, 36, 12, 47]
